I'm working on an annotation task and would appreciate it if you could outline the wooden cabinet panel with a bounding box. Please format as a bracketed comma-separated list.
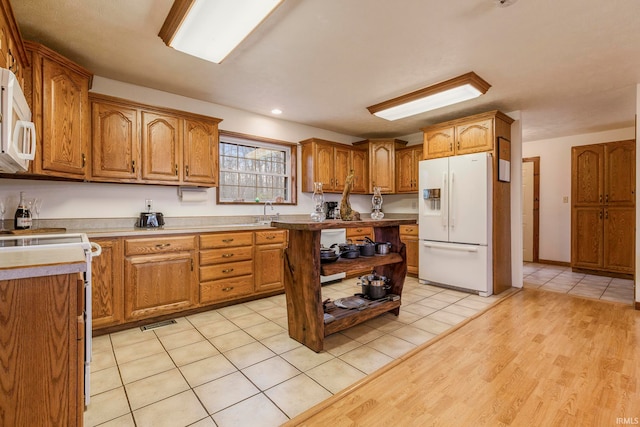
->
[200, 260, 253, 282]
[91, 100, 139, 180]
[351, 149, 368, 194]
[124, 251, 196, 320]
[369, 141, 396, 193]
[456, 118, 493, 155]
[334, 145, 351, 192]
[183, 118, 218, 185]
[400, 224, 419, 275]
[141, 111, 181, 182]
[91, 238, 124, 329]
[424, 126, 454, 159]
[200, 275, 254, 303]
[396, 146, 423, 193]
[200, 245, 253, 265]
[605, 140, 635, 205]
[200, 232, 253, 249]
[124, 235, 196, 256]
[254, 243, 285, 292]
[604, 207, 635, 273]
[572, 144, 604, 206]
[571, 140, 635, 275]
[0, 273, 83, 426]
[572, 207, 603, 269]
[300, 139, 369, 194]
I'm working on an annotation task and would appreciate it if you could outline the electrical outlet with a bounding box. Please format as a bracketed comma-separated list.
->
[145, 199, 153, 211]
[562, 196, 569, 203]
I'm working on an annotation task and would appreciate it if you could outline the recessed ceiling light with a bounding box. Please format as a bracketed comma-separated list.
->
[271, 109, 283, 115]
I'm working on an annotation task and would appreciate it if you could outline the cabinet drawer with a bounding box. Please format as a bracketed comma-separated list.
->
[200, 260, 253, 282]
[399, 224, 418, 236]
[124, 235, 196, 256]
[200, 232, 253, 249]
[200, 275, 254, 303]
[255, 230, 287, 245]
[346, 226, 373, 239]
[200, 246, 253, 265]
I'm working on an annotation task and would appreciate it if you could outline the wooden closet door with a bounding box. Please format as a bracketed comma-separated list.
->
[604, 140, 635, 206]
[572, 145, 604, 206]
[571, 206, 603, 269]
[604, 207, 635, 272]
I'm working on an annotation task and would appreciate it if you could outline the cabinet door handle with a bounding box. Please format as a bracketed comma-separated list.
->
[185, 165, 189, 176]
[449, 143, 452, 151]
[457, 141, 460, 150]
[222, 253, 234, 258]
[82, 153, 86, 167]
[599, 194, 603, 203]
[155, 243, 171, 248]
[222, 287, 234, 292]
[222, 268, 234, 273]
[175, 164, 179, 176]
[599, 211, 603, 220]
[132, 160, 136, 173]
[266, 235, 276, 240]
[605, 194, 608, 203]
[605, 210, 609, 219]
[222, 238, 234, 243]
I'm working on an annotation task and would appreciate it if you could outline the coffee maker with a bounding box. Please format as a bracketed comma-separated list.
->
[324, 201, 339, 219]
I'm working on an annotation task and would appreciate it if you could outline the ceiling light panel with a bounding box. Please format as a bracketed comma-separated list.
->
[161, 0, 283, 64]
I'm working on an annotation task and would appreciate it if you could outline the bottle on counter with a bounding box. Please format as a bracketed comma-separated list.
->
[14, 192, 32, 230]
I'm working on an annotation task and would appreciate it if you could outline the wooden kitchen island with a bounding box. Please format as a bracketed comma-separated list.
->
[271, 218, 415, 352]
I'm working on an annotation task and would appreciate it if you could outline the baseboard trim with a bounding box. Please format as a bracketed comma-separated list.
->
[571, 267, 634, 280]
[537, 259, 571, 267]
[635, 301, 640, 311]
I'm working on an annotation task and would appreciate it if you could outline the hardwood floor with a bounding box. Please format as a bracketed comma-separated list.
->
[285, 288, 640, 426]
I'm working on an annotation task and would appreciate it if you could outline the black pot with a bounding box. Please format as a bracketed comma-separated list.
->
[357, 240, 376, 257]
[340, 249, 360, 259]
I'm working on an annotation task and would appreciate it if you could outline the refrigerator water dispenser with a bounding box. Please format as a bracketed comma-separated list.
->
[423, 188, 441, 211]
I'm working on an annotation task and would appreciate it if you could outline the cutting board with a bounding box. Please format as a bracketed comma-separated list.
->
[0, 228, 67, 235]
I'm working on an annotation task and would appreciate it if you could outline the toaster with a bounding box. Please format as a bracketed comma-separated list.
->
[137, 212, 164, 228]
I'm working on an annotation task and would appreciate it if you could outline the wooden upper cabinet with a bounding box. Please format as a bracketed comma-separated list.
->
[353, 139, 407, 194]
[89, 93, 221, 187]
[334, 145, 351, 192]
[0, 0, 28, 85]
[456, 118, 493, 154]
[422, 111, 513, 160]
[300, 138, 368, 194]
[141, 111, 181, 183]
[572, 144, 604, 206]
[604, 140, 635, 205]
[91, 99, 139, 180]
[183, 118, 218, 185]
[424, 126, 454, 159]
[25, 42, 93, 179]
[396, 145, 423, 193]
[351, 149, 368, 194]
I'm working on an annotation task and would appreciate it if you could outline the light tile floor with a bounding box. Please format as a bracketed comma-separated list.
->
[523, 262, 635, 303]
[84, 276, 505, 427]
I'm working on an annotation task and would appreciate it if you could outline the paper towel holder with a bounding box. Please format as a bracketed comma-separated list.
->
[178, 186, 208, 202]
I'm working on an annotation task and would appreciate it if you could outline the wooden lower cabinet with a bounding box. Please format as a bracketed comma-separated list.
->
[254, 229, 287, 292]
[399, 224, 419, 275]
[0, 273, 84, 426]
[90, 237, 123, 328]
[124, 235, 197, 321]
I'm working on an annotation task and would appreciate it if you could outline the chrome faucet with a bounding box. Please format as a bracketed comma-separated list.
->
[263, 201, 273, 222]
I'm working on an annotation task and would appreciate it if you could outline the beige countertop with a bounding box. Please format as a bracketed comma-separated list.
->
[0, 245, 87, 280]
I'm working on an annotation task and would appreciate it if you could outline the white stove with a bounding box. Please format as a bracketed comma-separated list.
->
[0, 232, 101, 405]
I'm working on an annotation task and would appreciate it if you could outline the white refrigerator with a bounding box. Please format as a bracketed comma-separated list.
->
[418, 152, 493, 296]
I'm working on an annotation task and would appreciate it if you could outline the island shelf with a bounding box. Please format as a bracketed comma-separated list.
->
[271, 218, 415, 352]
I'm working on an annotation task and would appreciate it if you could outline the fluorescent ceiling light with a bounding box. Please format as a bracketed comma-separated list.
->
[271, 108, 283, 115]
[159, 0, 283, 64]
[367, 72, 491, 121]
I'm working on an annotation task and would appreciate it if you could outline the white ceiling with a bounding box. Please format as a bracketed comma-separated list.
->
[11, 0, 640, 142]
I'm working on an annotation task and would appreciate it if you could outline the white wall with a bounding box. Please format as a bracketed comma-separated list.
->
[522, 127, 636, 263]
[509, 112, 523, 288]
[0, 76, 419, 220]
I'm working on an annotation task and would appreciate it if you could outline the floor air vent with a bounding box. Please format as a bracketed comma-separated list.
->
[140, 319, 177, 331]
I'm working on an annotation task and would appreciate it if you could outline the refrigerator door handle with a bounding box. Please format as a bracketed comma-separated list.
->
[423, 241, 479, 252]
[450, 172, 455, 228]
[442, 172, 448, 228]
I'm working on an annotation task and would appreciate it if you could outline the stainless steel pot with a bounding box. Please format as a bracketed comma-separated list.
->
[364, 236, 392, 255]
[359, 274, 390, 299]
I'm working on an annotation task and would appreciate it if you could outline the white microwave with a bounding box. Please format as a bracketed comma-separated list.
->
[0, 68, 36, 173]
